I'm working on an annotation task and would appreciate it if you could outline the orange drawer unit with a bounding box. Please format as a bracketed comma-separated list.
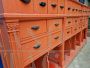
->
[0, 0, 90, 68]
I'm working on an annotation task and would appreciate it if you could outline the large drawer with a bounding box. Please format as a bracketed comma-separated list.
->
[19, 20, 47, 41]
[21, 35, 48, 63]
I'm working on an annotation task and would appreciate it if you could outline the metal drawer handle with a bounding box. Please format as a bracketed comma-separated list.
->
[76, 9, 78, 11]
[51, 3, 57, 7]
[54, 36, 59, 39]
[31, 25, 40, 30]
[33, 44, 41, 49]
[20, 0, 31, 4]
[55, 23, 59, 26]
[39, 2, 46, 7]
[68, 21, 71, 24]
[68, 7, 71, 10]
[67, 31, 70, 34]
[72, 9, 75, 11]
[75, 20, 77, 22]
[60, 5, 64, 9]
[75, 29, 77, 31]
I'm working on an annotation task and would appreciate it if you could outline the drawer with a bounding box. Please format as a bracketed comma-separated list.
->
[21, 36, 48, 61]
[48, 0, 58, 14]
[34, 0, 47, 14]
[48, 32, 62, 48]
[65, 18, 72, 27]
[19, 20, 47, 41]
[51, 32, 62, 46]
[47, 19, 62, 32]
[64, 28, 72, 40]
[58, 0, 65, 14]
[72, 27, 79, 34]
[66, 0, 73, 14]
[73, 18, 78, 27]
[2, 0, 34, 14]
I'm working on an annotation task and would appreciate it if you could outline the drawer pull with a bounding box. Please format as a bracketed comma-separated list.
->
[72, 9, 75, 11]
[20, 0, 31, 4]
[75, 20, 77, 22]
[31, 26, 40, 30]
[54, 36, 59, 39]
[55, 23, 59, 26]
[33, 44, 41, 49]
[68, 7, 71, 10]
[60, 6, 64, 9]
[68, 21, 71, 24]
[76, 9, 78, 11]
[51, 3, 57, 7]
[74, 29, 77, 31]
[67, 31, 70, 34]
[39, 2, 46, 7]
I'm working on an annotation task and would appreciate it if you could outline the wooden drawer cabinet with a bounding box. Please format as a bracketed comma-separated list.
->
[19, 20, 47, 41]
[47, 19, 62, 32]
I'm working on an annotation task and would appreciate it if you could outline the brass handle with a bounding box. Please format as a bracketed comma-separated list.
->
[74, 29, 77, 31]
[20, 0, 31, 4]
[33, 44, 41, 49]
[72, 9, 75, 11]
[54, 36, 59, 39]
[51, 3, 57, 7]
[68, 7, 71, 10]
[76, 9, 78, 11]
[75, 20, 77, 22]
[55, 23, 59, 26]
[68, 21, 71, 24]
[60, 6, 64, 9]
[31, 25, 40, 30]
[67, 31, 70, 34]
[39, 2, 46, 7]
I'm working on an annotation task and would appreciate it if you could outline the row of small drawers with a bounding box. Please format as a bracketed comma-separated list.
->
[3, 0, 90, 15]
[4, 0, 65, 14]
[66, 0, 90, 15]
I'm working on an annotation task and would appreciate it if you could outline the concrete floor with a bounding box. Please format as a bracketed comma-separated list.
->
[68, 37, 90, 68]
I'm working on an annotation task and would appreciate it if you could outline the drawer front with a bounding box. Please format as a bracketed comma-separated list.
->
[51, 32, 62, 46]
[73, 18, 78, 27]
[48, 0, 58, 14]
[3, 0, 34, 14]
[19, 20, 47, 41]
[34, 0, 47, 14]
[58, 0, 65, 14]
[21, 36, 48, 61]
[67, 0, 73, 14]
[47, 19, 62, 32]
[72, 26, 78, 34]
[65, 18, 72, 27]
[64, 28, 72, 40]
